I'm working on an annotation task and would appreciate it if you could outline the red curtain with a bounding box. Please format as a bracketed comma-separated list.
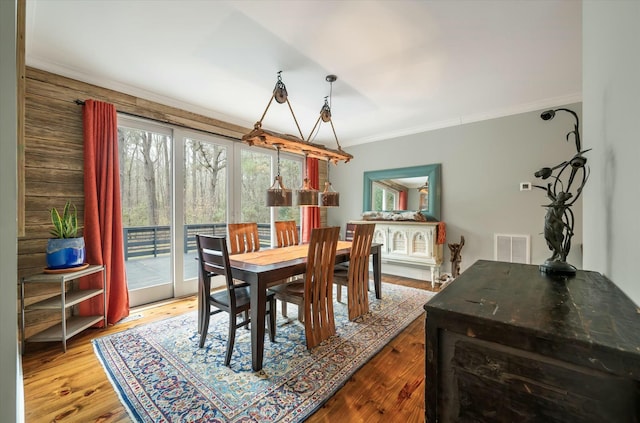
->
[399, 190, 408, 210]
[302, 157, 321, 243]
[79, 99, 129, 325]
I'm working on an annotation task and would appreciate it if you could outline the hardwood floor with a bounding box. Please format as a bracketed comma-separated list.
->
[21, 275, 439, 422]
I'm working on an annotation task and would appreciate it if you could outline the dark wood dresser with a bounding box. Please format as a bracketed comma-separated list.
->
[424, 260, 640, 422]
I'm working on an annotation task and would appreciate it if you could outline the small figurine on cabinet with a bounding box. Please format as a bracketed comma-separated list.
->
[448, 236, 465, 278]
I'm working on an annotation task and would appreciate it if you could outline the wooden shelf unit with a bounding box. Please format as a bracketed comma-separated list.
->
[20, 264, 106, 353]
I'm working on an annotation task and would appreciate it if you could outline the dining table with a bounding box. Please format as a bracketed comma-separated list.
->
[199, 241, 382, 371]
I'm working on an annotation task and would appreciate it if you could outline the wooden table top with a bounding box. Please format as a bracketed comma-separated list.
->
[230, 241, 352, 266]
[425, 260, 640, 365]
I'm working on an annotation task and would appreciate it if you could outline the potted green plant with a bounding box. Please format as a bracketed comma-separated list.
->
[46, 201, 86, 269]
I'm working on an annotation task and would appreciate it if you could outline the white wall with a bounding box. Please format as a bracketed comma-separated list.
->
[0, 0, 23, 421]
[583, 1, 640, 305]
[330, 104, 583, 277]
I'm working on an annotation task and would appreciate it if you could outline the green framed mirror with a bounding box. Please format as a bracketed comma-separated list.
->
[363, 164, 441, 221]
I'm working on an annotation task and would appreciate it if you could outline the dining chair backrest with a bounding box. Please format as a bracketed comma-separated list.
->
[344, 222, 357, 241]
[345, 223, 375, 320]
[196, 234, 236, 298]
[303, 226, 340, 349]
[275, 220, 299, 248]
[227, 222, 260, 255]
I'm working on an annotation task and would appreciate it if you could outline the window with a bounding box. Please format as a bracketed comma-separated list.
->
[372, 181, 399, 211]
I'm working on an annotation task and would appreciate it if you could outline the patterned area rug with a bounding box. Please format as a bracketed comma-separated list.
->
[93, 283, 436, 422]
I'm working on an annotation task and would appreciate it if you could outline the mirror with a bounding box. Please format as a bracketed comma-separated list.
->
[363, 164, 441, 221]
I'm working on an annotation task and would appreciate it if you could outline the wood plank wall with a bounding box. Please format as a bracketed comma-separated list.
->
[18, 67, 328, 340]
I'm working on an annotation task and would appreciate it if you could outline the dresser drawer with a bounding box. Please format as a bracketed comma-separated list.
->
[438, 331, 638, 423]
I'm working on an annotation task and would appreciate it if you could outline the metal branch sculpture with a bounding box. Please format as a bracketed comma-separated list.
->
[534, 108, 590, 276]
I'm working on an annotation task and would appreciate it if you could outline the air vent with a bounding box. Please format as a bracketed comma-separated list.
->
[494, 234, 530, 264]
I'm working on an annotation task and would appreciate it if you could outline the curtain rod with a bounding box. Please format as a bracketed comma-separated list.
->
[73, 99, 241, 142]
[74, 99, 143, 120]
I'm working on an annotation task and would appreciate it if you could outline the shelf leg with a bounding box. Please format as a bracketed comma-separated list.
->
[102, 266, 107, 328]
[61, 278, 67, 353]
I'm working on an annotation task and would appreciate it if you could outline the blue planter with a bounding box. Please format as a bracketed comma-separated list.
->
[46, 237, 86, 269]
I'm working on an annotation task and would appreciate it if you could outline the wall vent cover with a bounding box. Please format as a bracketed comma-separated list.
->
[494, 234, 530, 264]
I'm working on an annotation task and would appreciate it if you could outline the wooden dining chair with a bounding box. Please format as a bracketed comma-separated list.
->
[344, 222, 357, 242]
[270, 226, 340, 349]
[227, 222, 260, 255]
[274, 220, 300, 317]
[334, 223, 376, 320]
[334, 222, 357, 274]
[274, 220, 299, 248]
[196, 234, 276, 366]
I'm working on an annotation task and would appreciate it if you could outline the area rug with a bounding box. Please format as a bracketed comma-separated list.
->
[93, 282, 436, 422]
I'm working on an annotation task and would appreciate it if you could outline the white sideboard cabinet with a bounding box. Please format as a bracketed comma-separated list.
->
[351, 221, 443, 286]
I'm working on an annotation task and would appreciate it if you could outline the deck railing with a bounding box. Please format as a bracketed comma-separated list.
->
[123, 223, 274, 260]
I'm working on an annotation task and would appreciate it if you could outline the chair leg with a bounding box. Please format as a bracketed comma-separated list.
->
[268, 297, 276, 342]
[199, 309, 210, 348]
[281, 300, 288, 318]
[244, 309, 250, 330]
[337, 285, 343, 302]
[225, 314, 236, 366]
[297, 304, 304, 323]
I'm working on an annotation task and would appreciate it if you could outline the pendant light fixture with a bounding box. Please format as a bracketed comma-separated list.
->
[312, 75, 341, 207]
[318, 160, 339, 207]
[295, 151, 318, 206]
[266, 144, 292, 207]
[245, 72, 350, 208]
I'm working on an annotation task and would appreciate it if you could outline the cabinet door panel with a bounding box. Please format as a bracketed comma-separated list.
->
[388, 228, 408, 257]
[440, 331, 638, 423]
[408, 228, 435, 258]
[373, 226, 388, 253]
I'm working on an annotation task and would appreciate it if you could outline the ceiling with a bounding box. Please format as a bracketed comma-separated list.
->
[25, 0, 582, 148]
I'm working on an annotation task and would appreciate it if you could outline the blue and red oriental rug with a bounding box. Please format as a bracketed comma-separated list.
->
[93, 283, 436, 422]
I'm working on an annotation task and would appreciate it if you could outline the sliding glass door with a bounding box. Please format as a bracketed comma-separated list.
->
[178, 131, 231, 297]
[119, 116, 303, 307]
[118, 118, 174, 306]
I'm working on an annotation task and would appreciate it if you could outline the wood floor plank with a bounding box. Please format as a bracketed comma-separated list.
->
[22, 276, 438, 422]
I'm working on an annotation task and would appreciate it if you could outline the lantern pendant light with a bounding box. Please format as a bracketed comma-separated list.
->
[318, 160, 339, 207]
[266, 144, 292, 207]
[295, 151, 318, 206]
